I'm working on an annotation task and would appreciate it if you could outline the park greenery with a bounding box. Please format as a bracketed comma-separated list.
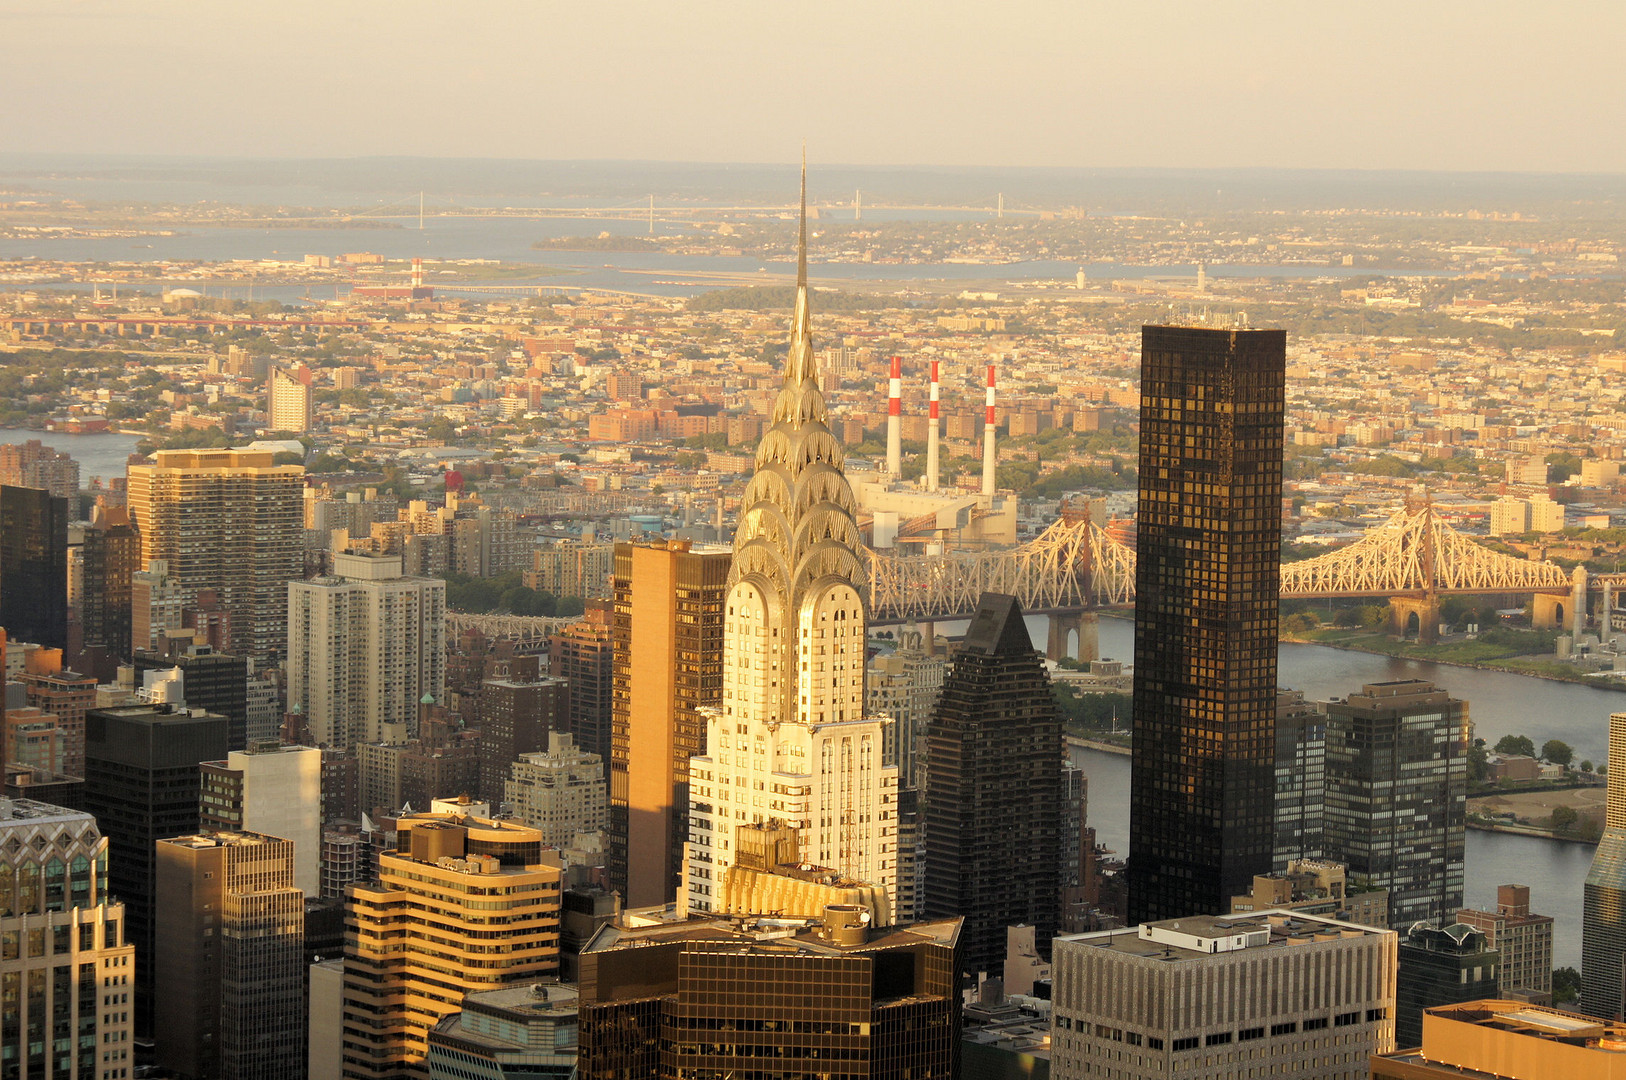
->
[441, 570, 585, 618]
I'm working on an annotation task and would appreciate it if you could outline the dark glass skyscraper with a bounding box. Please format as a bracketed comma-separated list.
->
[0, 483, 69, 650]
[923, 591, 1063, 977]
[1583, 710, 1626, 1019]
[1128, 325, 1286, 925]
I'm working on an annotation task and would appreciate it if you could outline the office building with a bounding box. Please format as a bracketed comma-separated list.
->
[682, 197, 899, 917]
[74, 504, 140, 682]
[131, 558, 190, 655]
[0, 438, 80, 498]
[1230, 858, 1390, 928]
[155, 832, 306, 1080]
[341, 812, 562, 1080]
[1274, 689, 1326, 868]
[81, 700, 230, 1038]
[711, 821, 892, 926]
[577, 909, 962, 1080]
[549, 602, 613, 767]
[425, 984, 578, 1080]
[267, 365, 313, 434]
[1373, 1000, 1626, 1078]
[1456, 885, 1554, 1004]
[0, 483, 70, 651]
[18, 648, 97, 776]
[1050, 910, 1397, 1080]
[505, 732, 607, 848]
[200, 743, 323, 896]
[287, 552, 446, 749]
[477, 673, 568, 807]
[1397, 922, 1500, 1049]
[126, 448, 304, 664]
[1324, 680, 1469, 927]
[922, 592, 1063, 977]
[1128, 325, 1286, 924]
[1585, 709, 1626, 1020]
[608, 538, 729, 908]
[134, 643, 249, 751]
[866, 627, 945, 792]
[0, 798, 135, 1080]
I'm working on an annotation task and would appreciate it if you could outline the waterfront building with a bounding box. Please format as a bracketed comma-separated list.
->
[1373, 1000, 1626, 1078]
[0, 438, 80, 498]
[126, 449, 304, 664]
[608, 538, 729, 908]
[1128, 325, 1286, 923]
[0, 483, 69, 651]
[81, 700, 230, 1038]
[1274, 688, 1325, 868]
[1456, 884, 1554, 1004]
[0, 797, 135, 1080]
[577, 909, 961, 1080]
[1323, 679, 1469, 928]
[340, 812, 561, 1080]
[286, 552, 446, 749]
[1397, 922, 1500, 1049]
[681, 181, 897, 917]
[200, 743, 323, 896]
[1584, 709, 1626, 1019]
[505, 732, 607, 847]
[154, 832, 305, 1080]
[1049, 910, 1397, 1080]
[425, 984, 578, 1080]
[922, 591, 1063, 977]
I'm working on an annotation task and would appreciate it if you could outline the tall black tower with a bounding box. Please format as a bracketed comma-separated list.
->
[0, 483, 69, 650]
[1127, 325, 1286, 925]
[923, 592, 1063, 977]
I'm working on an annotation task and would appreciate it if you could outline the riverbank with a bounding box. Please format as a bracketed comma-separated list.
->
[1065, 734, 1130, 757]
[1280, 630, 1626, 691]
[1466, 818, 1598, 844]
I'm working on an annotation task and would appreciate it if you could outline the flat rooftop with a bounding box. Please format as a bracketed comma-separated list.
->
[1061, 910, 1389, 962]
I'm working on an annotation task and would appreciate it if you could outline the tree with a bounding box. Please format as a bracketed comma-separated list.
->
[1550, 805, 1579, 833]
[1553, 966, 1581, 1005]
[1582, 760, 1594, 773]
[1467, 742, 1489, 784]
[1542, 739, 1574, 767]
[1494, 734, 1537, 759]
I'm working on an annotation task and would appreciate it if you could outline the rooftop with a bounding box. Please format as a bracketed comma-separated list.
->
[0, 797, 90, 826]
[1062, 909, 1391, 962]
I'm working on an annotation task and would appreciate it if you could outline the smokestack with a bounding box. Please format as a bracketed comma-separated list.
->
[886, 354, 903, 479]
[982, 362, 998, 497]
[411, 257, 423, 290]
[927, 359, 941, 492]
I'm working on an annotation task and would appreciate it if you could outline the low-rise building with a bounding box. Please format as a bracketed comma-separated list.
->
[1372, 999, 1626, 1078]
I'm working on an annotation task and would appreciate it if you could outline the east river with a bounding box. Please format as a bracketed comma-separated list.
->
[1017, 614, 1606, 969]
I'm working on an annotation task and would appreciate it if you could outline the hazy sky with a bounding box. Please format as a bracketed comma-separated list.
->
[5, 0, 1625, 173]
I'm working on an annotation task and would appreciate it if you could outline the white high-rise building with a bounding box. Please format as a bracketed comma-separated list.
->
[200, 744, 324, 896]
[505, 731, 607, 848]
[286, 552, 445, 749]
[267, 365, 312, 434]
[683, 170, 898, 916]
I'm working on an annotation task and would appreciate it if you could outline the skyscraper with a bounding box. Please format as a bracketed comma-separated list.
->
[505, 731, 608, 848]
[1584, 709, 1626, 1019]
[1274, 689, 1326, 868]
[608, 538, 729, 908]
[681, 169, 897, 917]
[286, 552, 446, 749]
[1128, 324, 1286, 924]
[126, 448, 304, 664]
[1323, 679, 1468, 928]
[477, 672, 568, 806]
[74, 504, 140, 681]
[155, 832, 306, 1080]
[82, 700, 231, 1038]
[0, 483, 70, 651]
[134, 642, 250, 751]
[341, 812, 561, 1079]
[267, 365, 313, 434]
[0, 438, 79, 498]
[923, 591, 1063, 977]
[0, 798, 136, 1080]
[200, 743, 324, 896]
[550, 600, 613, 767]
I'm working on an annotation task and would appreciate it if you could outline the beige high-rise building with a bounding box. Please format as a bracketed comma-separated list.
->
[0, 798, 135, 1080]
[682, 186, 898, 918]
[200, 744, 324, 896]
[286, 552, 445, 749]
[131, 558, 190, 654]
[267, 365, 312, 434]
[1050, 910, 1398, 1080]
[505, 731, 607, 848]
[126, 449, 304, 664]
[341, 812, 561, 1080]
[609, 538, 730, 908]
[155, 832, 305, 1080]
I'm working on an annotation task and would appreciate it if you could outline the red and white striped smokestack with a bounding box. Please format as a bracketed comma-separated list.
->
[926, 359, 941, 492]
[886, 354, 903, 478]
[411, 257, 423, 290]
[981, 362, 998, 497]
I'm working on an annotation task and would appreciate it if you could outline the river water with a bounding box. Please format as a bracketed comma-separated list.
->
[1033, 615, 1605, 970]
[0, 428, 145, 486]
